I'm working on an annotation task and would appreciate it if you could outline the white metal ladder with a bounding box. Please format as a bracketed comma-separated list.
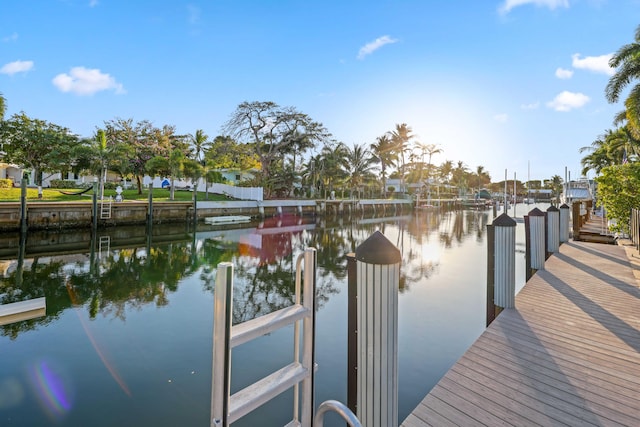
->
[100, 197, 112, 219]
[211, 248, 317, 427]
[98, 236, 110, 258]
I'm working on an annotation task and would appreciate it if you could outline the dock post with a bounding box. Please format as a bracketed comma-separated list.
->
[92, 179, 98, 232]
[559, 204, 570, 243]
[348, 231, 401, 427]
[193, 186, 198, 225]
[546, 205, 560, 255]
[346, 253, 357, 418]
[20, 173, 27, 233]
[526, 208, 546, 278]
[147, 183, 154, 225]
[487, 213, 516, 326]
[211, 262, 233, 427]
[572, 201, 581, 240]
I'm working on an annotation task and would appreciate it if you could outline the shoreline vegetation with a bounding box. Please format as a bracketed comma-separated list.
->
[0, 187, 230, 203]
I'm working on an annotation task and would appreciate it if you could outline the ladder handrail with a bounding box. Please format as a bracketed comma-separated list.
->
[211, 248, 316, 427]
[314, 400, 362, 427]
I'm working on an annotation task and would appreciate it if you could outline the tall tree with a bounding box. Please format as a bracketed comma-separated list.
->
[474, 165, 491, 190]
[390, 123, 413, 194]
[317, 142, 347, 198]
[451, 161, 470, 196]
[222, 101, 329, 198]
[205, 135, 260, 171]
[606, 24, 640, 138]
[547, 175, 564, 205]
[188, 129, 210, 163]
[73, 129, 130, 199]
[438, 160, 454, 184]
[103, 118, 172, 194]
[0, 112, 78, 195]
[370, 134, 396, 197]
[340, 143, 378, 199]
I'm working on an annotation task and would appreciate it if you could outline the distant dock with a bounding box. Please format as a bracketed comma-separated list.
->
[402, 238, 640, 426]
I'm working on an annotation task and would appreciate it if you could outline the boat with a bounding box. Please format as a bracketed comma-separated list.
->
[204, 215, 252, 225]
[561, 178, 593, 205]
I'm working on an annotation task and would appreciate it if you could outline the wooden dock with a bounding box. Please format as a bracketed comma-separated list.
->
[574, 212, 617, 244]
[401, 239, 640, 426]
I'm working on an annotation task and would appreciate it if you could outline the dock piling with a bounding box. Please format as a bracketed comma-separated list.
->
[348, 231, 401, 427]
[487, 213, 516, 326]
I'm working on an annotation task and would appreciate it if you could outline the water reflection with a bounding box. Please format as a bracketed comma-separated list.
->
[1, 207, 506, 426]
[1, 210, 495, 337]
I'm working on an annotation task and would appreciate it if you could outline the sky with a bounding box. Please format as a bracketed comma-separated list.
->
[1, 0, 640, 183]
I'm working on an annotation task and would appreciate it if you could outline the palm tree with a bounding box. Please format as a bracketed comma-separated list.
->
[606, 126, 640, 162]
[549, 175, 564, 205]
[474, 165, 491, 191]
[579, 127, 639, 175]
[606, 24, 640, 138]
[188, 129, 210, 164]
[317, 142, 347, 198]
[452, 161, 469, 196]
[187, 129, 210, 194]
[438, 160, 453, 184]
[390, 123, 413, 195]
[414, 142, 442, 195]
[340, 143, 378, 199]
[370, 134, 396, 197]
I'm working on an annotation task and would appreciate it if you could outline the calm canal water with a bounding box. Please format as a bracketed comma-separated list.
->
[0, 203, 548, 426]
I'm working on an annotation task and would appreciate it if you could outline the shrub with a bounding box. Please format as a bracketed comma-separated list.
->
[0, 179, 13, 188]
[49, 180, 78, 189]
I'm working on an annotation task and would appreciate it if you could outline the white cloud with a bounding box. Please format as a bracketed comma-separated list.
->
[0, 60, 34, 75]
[89, 0, 99, 7]
[498, 0, 569, 15]
[546, 91, 589, 111]
[571, 53, 615, 76]
[494, 113, 509, 123]
[52, 67, 125, 95]
[357, 35, 398, 60]
[2, 32, 18, 42]
[555, 67, 573, 79]
[521, 101, 540, 110]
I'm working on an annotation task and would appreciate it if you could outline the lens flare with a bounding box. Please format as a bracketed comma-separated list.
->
[28, 360, 74, 421]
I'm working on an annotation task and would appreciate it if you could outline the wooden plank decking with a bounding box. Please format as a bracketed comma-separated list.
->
[401, 239, 640, 427]
[575, 213, 617, 244]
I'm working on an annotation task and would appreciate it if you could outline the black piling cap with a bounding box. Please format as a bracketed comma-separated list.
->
[559, 204, 570, 209]
[547, 205, 559, 212]
[528, 207, 545, 216]
[355, 230, 401, 265]
[492, 213, 516, 227]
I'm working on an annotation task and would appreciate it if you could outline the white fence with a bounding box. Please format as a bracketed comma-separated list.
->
[208, 183, 263, 201]
[141, 177, 263, 201]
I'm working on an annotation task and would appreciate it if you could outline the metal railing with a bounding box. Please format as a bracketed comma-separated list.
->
[211, 248, 317, 426]
[314, 400, 362, 427]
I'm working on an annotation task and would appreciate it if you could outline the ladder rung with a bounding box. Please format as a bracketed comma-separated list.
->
[229, 362, 310, 424]
[231, 304, 310, 348]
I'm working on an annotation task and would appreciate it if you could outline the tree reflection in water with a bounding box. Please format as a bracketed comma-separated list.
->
[1, 208, 492, 340]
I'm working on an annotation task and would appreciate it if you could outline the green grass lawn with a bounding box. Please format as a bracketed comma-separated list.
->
[0, 187, 231, 202]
